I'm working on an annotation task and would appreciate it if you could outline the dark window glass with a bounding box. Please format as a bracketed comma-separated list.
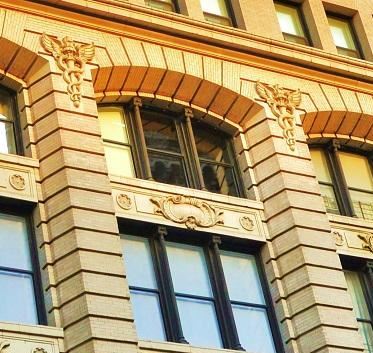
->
[0, 212, 39, 325]
[145, 0, 177, 12]
[120, 227, 278, 351]
[0, 87, 17, 155]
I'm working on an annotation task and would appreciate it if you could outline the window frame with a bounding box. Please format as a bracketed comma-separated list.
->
[274, 0, 312, 46]
[326, 13, 363, 59]
[120, 221, 284, 352]
[144, 0, 179, 13]
[200, 0, 236, 27]
[0, 203, 47, 325]
[99, 101, 245, 198]
[0, 85, 23, 156]
[309, 141, 373, 220]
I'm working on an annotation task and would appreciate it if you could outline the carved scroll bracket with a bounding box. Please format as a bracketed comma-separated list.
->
[359, 233, 373, 253]
[0, 341, 10, 353]
[256, 81, 301, 152]
[150, 195, 224, 230]
[41, 33, 95, 108]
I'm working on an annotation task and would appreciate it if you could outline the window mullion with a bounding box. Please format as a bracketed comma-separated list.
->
[132, 97, 153, 180]
[363, 262, 373, 321]
[327, 141, 355, 216]
[206, 236, 243, 350]
[150, 226, 188, 344]
[184, 108, 206, 190]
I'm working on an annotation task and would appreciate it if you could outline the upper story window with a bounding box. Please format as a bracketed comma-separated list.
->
[0, 87, 18, 155]
[310, 145, 373, 221]
[274, 1, 310, 45]
[327, 15, 362, 58]
[200, 0, 233, 26]
[98, 102, 243, 197]
[145, 0, 177, 12]
[343, 261, 373, 353]
[0, 211, 43, 325]
[121, 224, 279, 352]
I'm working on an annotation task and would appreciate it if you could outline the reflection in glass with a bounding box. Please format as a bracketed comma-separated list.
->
[98, 107, 129, 143]
[201, 163, 238, 197]
[166, 242, 212, 296]
[149, 152, 188, 187]
[121, 235, 157, 289]
[220, 251, 264, 304]
[0, 213, 32, 271]
[358, 322, 373, 353]
[0, 88, 16, 155]
[130, 290, 166, 341]
[328, 17, 356, 50]
[0, 270, 38, 325]
[145, 0, 175, 12]
[177, 296, 222, 348]
[103, 143, 136, 177]
[233, 305, 276, 353]
[320, 184, 340, 215]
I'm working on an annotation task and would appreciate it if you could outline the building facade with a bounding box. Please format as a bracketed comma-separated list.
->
[0, 0, 372, 353]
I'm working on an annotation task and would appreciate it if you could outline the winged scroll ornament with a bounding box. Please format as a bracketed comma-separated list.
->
[41, 33, 95, 108]
[256, 81, 301, 151]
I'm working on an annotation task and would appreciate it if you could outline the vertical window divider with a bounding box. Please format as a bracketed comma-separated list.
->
[184, 108, 206, 191]
[132, 97, 153, 180]
[206, 235, 244, 351]
[151, 226, 188, 344]
[363, 262, 373, 318]
[327, 140, 356, 216]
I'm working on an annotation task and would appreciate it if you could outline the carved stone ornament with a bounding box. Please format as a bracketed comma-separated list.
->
[31, 348, 48, 353]
[116, 193, 132, 210]
[9, 174, 26, 190]
[256, 81, 301, 151]
[332, 231, 344, 246]
[239, 216, 254, 231]
[150, 195, 224, 230]
[0, 341, 10, 353]
[41, 33, 95, 108]
[358, 233, 373, 253]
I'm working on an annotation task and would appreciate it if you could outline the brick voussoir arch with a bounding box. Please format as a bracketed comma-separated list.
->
[92, 65, 263, 133]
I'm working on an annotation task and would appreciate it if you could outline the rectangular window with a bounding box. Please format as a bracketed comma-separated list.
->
[0, 212, 41, 325]
[200, 0, 233, 27]
[344, 269, 373, 352]
[121, 225, 278, 351]
[0, 87, 18, 155]
[327, 15, 362, 58]
[145, 0, 177, 12]
[274, 1, 310, 45]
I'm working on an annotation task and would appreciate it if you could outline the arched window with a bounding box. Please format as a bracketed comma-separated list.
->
[309, 144, 373, 220]
[0, 87, 19, 155]
[98, 100, 244, 197]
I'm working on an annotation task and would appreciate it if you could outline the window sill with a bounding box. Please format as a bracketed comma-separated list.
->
[327, 213, 373, 228]
[138, 339, 246, 353]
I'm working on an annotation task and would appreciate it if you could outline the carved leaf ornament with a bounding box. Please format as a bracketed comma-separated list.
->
[41, 33, 95, 108]
[256, 81, 301, 151]
[150, 195, 224, 230]
[359, 233, 373, 253]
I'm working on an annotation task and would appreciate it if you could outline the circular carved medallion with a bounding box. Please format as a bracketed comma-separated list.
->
[239, 216, 254, 231]
[9, 174, 26, 190]
[116, 193, 132, 210]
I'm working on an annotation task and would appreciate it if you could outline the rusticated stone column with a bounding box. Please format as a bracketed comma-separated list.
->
[24, 49, 138, 353]
[243, 96, 365, 353]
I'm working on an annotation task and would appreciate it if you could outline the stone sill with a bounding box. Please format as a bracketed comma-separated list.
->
[328, 213, 373, 231]
[0, 153, 39, 168]
[0, 322, 63, 338]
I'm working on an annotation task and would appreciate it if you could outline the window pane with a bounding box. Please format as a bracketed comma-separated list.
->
[233, 305, 276, 353]
[142, 110, 181, 153]
[275, 3, 305, 37]
[121, 235, 158, 289]
[145, 0, 175, 11]
[310, 149, 333, 183]
[166, 242, 212, 297]
[104, 142, 136, 177]
[220, 251, 265, 304]
[130, 290, 166, 341]
[98, 107, 129, 143]
[177, 296, 222, 348]
[0, 121, 16, 154]
[149, 152, 188, 187]
[0, 89, 14, 121]
[328, 17, 357, 50]
[339, 152, 373, 191]
[200, 0, 229, 17]
[0, 213, 32, 271]
[358, 322, 373, 353]
[320, 184, 340, 214]
[350, 190, 373, 221]
[201, 163, 238, 196]
[0, 270, 38, 325]
[344, 271, 370, 320]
